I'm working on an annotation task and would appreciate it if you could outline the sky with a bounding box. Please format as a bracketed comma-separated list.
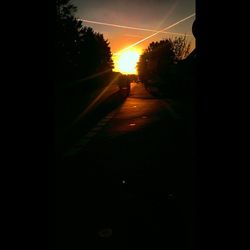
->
[72, 0, 195, 73]
[73, 0, 195, 53]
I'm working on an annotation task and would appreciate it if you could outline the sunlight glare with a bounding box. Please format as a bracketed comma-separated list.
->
[114, 48, 141, 74]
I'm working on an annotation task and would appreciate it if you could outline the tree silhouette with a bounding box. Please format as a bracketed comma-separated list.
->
[137, 36, 191, 98]
[55, 0, 115, 134]
[55, 0, 114, 86]
[55, 0, 81, 83]
[171, 36, 191, 61]
[78, 27, 114, 78]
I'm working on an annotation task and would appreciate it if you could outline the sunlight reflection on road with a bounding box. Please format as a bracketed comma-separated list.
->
[101, 82, 165, 135]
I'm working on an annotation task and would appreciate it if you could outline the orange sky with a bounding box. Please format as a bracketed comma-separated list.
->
[74, 0, 195, 74]
[106, 26, 195, 55]
[74, 0, 195, 55]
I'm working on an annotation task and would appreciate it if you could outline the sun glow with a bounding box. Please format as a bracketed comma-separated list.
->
[113, 48, 141, 74]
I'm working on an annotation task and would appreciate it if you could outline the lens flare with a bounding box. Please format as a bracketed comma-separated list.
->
[113, 48, 141, 74]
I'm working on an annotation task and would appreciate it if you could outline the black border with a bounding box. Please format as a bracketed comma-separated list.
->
[5, 0, 245, 249]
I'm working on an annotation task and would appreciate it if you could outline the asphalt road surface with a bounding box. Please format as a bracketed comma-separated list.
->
[55, 82, 195, 249]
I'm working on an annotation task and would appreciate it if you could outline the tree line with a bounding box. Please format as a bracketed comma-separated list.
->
[55, 0, 114, 87]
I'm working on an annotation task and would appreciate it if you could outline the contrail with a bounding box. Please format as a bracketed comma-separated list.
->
[123, 34, 145, 38]
[115, 13, 195, 54]
[78, 19, 193, 37]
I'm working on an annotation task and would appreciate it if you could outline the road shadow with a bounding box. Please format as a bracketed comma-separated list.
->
[55, 101, 195, 250]
[55, 90, 128, 160]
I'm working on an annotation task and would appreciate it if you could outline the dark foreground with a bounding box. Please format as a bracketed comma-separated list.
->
[54, 82, 196, 249]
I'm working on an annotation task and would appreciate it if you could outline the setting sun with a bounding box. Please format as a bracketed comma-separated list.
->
[113, 48, 141, 74]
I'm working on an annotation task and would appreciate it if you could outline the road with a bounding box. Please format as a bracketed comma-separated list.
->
[55, 82, 195, 249]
